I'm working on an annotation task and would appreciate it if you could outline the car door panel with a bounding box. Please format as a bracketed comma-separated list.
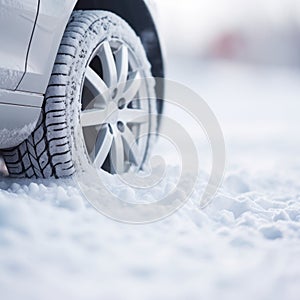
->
[0, 0, 39, 90]
[17, 0, 77, 94]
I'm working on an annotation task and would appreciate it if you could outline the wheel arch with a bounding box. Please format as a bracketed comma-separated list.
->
[18, 0, 164, 114]
[74, 0, 165, 114]
[10, 0, 164, 151]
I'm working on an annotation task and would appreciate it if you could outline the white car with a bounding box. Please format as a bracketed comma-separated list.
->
[0, 0, 164, 178]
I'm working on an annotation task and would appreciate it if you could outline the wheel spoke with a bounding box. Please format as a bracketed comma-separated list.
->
[110, 130, 125, 173]
[83, 126, 98, 155]
[94, 126, 113, 169]
[99, 41, 118, 89]
[85, 66, 108, 105]
[122, 125, 141, 165]
[115, 45, 129, 93]
[123, 71, 141, 104]
[120, 109, 149, 124]
[81, 108, 107, 127]
[82, 40, 151, 174]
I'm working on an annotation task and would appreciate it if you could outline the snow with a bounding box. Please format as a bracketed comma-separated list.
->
[1, 58, 300, 299]
[0, 121, 37, 149]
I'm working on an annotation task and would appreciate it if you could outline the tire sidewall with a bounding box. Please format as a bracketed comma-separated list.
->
[64, 11, 156, 173]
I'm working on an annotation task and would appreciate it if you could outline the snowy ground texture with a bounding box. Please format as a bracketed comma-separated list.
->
[1, 58, 300, 300]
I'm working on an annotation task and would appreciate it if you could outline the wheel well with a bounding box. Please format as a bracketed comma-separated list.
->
[75, 0, 164, 114]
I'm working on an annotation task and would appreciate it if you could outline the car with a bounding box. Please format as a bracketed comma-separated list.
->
[0, 0, 164, 178]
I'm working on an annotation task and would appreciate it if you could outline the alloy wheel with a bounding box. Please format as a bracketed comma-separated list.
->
[80, 40, 151, 174]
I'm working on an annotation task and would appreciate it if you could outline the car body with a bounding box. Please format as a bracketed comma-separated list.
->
[0, 0, 164, 150]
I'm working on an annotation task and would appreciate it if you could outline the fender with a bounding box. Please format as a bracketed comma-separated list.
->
[17, 0, 165, 99]
[0, 0, 164, 149]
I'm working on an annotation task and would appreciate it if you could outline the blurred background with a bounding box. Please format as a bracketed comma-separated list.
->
[156, 0, 300, 66]
[154, 0, 300, 174]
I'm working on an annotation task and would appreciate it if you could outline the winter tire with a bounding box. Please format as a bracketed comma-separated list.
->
[2, 10, 157, 178]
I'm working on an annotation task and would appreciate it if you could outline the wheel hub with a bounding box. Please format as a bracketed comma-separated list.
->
[106, 101, 119, 124]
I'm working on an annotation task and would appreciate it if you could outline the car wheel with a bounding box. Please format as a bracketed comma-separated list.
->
[2, 10, 157, 178]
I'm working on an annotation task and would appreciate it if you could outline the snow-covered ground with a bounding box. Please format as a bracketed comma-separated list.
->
[1, 57, 300, 300]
